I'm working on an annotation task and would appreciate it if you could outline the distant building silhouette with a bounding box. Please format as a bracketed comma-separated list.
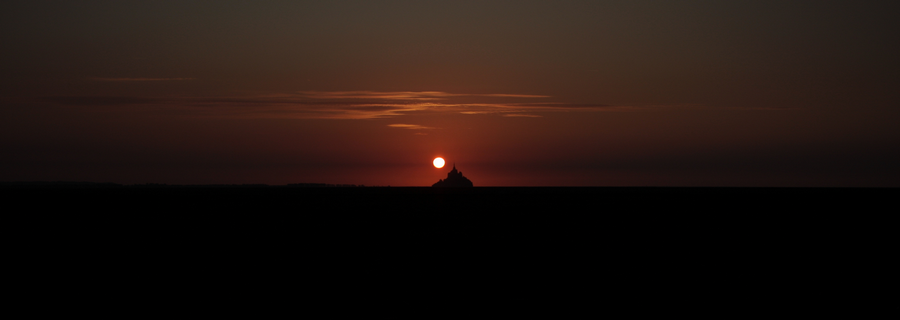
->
[432, 164, 474, 187]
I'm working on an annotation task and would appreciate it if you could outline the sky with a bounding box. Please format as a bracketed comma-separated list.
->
[1, 0, 898, 186]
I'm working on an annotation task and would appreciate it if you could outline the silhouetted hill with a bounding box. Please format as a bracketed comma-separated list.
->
[432, 164, 473, 187]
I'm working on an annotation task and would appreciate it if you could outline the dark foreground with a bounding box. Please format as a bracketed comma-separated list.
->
[4, 185, 894, 311]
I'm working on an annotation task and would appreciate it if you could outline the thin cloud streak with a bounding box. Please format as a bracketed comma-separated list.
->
[503, 114, 543, 118]
[479, 94, 551, 98]
[387, 124, 436, 130]
[298, 91, 453, 100]
[42, 91, 636, 120]
[89, 77, 195, 82]
[296, 91, 551, 100]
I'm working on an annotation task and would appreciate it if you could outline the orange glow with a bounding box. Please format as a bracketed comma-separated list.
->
[433, 157, 445, 168]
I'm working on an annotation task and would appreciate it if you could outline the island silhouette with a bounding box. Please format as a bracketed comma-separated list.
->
[432, 164, 474, 187]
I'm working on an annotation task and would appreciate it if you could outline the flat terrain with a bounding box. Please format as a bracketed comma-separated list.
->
[4, 185, 893, 307]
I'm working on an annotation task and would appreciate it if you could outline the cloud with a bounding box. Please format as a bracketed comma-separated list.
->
[513, 102, 613, 108]
[89, 77, 195, 81]
[387, 124, 436, 130]
[46, 96, 160, 106]
[41, 91, 622, 120]
[296, 91, 551, 101]
[479, 94, 552, 98]
[459, 111, 493, 115]
[297, 91, 454, 101]
[502, 114, 543, 118]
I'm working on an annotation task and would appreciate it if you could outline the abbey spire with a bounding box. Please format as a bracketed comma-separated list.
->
[432, 163, 474, 187]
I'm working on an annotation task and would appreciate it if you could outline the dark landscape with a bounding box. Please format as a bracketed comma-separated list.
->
[4, 183, 894, 311]
[7, 182, 891, 256]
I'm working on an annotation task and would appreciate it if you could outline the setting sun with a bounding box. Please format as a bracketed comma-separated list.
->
[433, 157, 445, 168]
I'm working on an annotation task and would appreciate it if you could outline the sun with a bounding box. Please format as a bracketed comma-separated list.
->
[433, 157, 445, 168]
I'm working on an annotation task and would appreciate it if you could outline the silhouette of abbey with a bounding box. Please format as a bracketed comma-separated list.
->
[432, 164, 474, 187]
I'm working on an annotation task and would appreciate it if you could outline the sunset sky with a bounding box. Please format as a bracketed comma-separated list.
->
[2, 1, 898, 186]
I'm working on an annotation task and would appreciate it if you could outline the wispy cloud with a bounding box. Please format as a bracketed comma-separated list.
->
[387, 124, 436, 130]
[298, 91, 454, 100]
[46, 96, 160, 106]
[479, 94, 551, 98]
[43, 91, 619, 120]
[89, 77, 195, 82]
[296, 91, 551, 101]
[503, 114, 543, 118]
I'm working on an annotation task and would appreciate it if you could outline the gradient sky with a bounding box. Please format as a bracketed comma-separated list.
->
[2, 0, 898, 186]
